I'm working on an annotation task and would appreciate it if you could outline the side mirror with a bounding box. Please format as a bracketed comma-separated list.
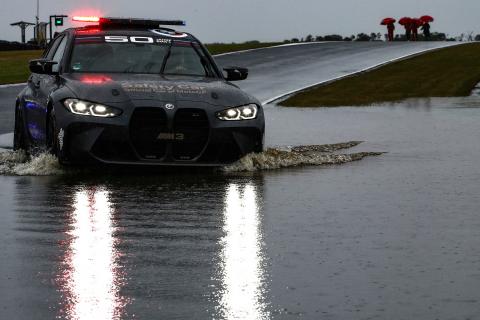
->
[29, 59, 58, 75]
[223, 66, 248, 81]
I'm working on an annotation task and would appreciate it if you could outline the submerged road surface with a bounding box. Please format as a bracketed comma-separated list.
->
[0, 41, 460, 135]
[1, 42, 480, 319]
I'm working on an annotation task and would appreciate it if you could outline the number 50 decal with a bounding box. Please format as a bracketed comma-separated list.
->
[105, 36, 154, 43]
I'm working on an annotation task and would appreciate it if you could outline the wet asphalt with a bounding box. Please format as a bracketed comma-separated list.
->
[1, 43, 480, 319]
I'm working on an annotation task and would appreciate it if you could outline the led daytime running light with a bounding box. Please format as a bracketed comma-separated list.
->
[216, 104, 258, 121]
[63, 99, 122, 117]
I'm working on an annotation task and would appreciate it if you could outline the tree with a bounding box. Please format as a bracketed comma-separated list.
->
[355, 33, 371, 41]
[467, 32, 474, 41]
[324, 34, 343, 41]
[475, 35, 480, 41]
[430, 32, 447, 41]
[305, 34, 314, 42]
[315, 36, 324, 41]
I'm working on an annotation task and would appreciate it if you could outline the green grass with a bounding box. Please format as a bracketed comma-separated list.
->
[0, 50, 43, 84]
[0, 42, 282, 85]
[280, 43, 480, 107]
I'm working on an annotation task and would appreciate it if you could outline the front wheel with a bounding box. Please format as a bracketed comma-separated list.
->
[13, 104, 28, 151]
[46, 110, 59, 157]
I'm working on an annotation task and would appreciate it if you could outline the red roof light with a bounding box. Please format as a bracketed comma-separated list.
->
[73, 16, 100, 22]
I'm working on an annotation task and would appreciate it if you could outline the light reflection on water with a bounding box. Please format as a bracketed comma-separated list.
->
[218, 183, 269, 319]
[58, 187, 126, 320]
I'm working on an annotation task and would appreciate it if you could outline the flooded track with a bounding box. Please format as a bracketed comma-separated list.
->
[1, 96, 480, 319]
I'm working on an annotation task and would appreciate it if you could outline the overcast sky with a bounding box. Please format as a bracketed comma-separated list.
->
[1, 0, 479, 43]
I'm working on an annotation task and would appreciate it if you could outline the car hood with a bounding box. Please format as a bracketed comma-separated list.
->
[62, 73, 255, 107]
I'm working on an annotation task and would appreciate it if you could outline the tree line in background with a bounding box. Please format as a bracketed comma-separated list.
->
[283, 32, 473, 43]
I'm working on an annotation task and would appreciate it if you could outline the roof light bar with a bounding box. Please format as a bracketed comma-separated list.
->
[72, 16, 100, 22]
[99, 17, 186, 28]
[72, 16, 186, 28]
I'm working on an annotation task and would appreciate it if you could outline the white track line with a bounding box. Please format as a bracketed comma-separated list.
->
[213, 41, 327, 57]
[261, 42, 468, 105]
[0, 82, 26, 88]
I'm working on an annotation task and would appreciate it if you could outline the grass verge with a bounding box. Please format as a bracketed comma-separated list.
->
[0, 50, 43, 85]
[279, 43, 480, 107]
[0, 42, 283, 85]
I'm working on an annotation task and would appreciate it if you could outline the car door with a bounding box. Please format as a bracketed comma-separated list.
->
[24, 36, 65, 143]
[39, 36, 70, 142]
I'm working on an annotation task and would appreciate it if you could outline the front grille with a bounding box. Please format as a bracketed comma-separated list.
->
[172, 109, 209, 160]
[199, 133, 242, 164]
[91, 127, 137, 161]
[129, 108, 168, 159]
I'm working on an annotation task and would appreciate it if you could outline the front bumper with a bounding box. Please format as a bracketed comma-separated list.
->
[55, 103, 264, 166]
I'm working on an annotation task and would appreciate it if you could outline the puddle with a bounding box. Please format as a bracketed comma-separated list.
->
[0, 141, 381, 176]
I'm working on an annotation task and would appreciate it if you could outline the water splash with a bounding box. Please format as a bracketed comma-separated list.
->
[224, 142, 383, 172]
[0, 150, 63, 176]
[0, 142, 382, 176]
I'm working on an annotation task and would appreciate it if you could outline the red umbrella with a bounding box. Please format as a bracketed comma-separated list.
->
[381, 17, 396, 25]
[398, 17, 412, 26]
[413, 18, 424, 27]
[420, 15, 434, 23]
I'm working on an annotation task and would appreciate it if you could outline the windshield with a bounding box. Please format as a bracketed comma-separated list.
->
[69, 36, 215, 77]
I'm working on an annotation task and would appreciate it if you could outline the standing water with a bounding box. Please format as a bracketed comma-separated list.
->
[1, 97, 480, 319]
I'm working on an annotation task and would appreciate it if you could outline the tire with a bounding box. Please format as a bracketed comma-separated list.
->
[13, 104, 28, 151]
[46, 110, 59, 157]
[254, 134, 265, 153]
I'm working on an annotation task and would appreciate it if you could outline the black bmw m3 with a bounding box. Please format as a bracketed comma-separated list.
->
[14, 17, 264, 166]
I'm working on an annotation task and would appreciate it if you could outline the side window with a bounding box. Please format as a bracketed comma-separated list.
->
[51, 36, 68, 73]
[45, 36, 64, 60]
[164, 45, 207, 76]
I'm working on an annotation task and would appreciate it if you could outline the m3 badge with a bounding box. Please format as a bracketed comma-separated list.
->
[157, 132, 185, 140]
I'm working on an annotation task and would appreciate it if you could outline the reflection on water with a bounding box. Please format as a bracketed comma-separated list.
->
[218, 183, 269, 319]
[58, 187, 126, 320]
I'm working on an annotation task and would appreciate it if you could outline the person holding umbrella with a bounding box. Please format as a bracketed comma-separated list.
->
[381, 18, 396, 41]
[420, 15, 434, 39]
[399, 17, 412, 40]
[410, 18, 423, 41]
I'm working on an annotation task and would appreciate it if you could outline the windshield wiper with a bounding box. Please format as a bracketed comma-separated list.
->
[160, 42, 173, 74]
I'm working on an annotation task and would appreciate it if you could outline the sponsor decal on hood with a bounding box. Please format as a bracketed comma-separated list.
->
[119, 81, 207, 95]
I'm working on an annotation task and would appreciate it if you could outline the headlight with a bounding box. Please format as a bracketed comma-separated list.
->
[216, 104, 258, 121]
[63, 99, 122, 117]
